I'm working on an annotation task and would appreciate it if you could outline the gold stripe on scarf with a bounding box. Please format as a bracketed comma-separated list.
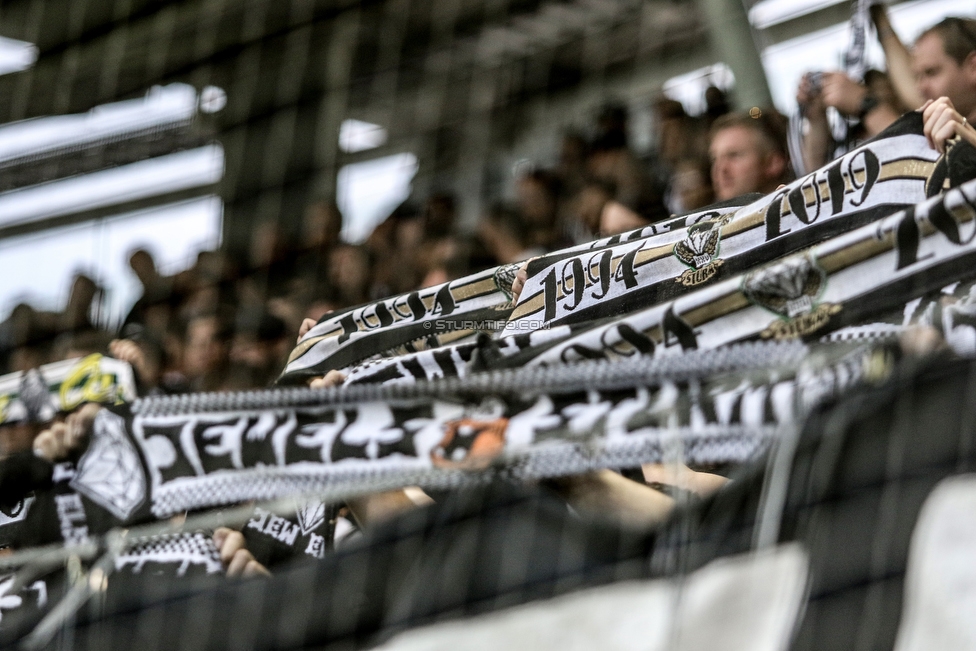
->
[287, 328, 341, 363]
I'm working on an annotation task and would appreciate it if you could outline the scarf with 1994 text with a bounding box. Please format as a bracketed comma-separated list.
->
[279, 199, 756, 384]
[511, 177, 976, 366]
[502, 113, 967, 337]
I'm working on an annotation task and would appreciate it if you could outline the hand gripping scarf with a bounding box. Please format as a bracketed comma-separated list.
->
[788, 0, 874, 176]
[502, 113, 955, 337]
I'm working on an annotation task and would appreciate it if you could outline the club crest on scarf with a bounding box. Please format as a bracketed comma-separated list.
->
[71, 409, 147, 521]
[673, 215, 732, 287]
[492, 263, 521, 302]
[743, 253, 841, 340]
[295, 499, 327, 536]
[59, 354, 131, 411]
[19, 369, 54, 424]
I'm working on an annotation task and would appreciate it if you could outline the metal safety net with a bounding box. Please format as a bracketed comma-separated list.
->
[2, 0, 976, 650]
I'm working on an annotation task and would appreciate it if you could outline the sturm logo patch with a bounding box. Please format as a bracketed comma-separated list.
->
[493, 262, 522, 302]
[19, 368, 54, 423]
[673, 217, 731, 286]
[72, 409, 147, 521]
[743, 253, 841, 340]
[59, 354, 127, 411]
[295, 499, 327, 536]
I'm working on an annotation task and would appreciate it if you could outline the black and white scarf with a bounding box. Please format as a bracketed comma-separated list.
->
[281, 263, 521, 384]
[0, 354, 136, 425]
[35, 341, 883, 521]
[280, 115, 950, 386]
[519, 178, 976, 365]
[279, 200, 754, 385]
[503, 114, 946, 336]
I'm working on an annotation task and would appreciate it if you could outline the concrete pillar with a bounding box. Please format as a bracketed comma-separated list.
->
[699, 0, 773, 109]
[312, 8, 361, 201]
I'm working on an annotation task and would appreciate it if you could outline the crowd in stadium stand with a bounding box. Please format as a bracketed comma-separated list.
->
[0, 5, 973, 607]
[0, 9, 974, 409]
[0, 93, 710, 387]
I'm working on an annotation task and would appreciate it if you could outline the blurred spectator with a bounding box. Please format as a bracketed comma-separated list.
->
[588, 104, 668, 227]
[181, 311, 232, 392]
[290, 198, 344, 308]
[129, 249, 169, 298]
[227, 310, 291, 388]
[556, 132, 589, 200]
[247, 218, 295, 300]
[122, 249, 175, 337]
[912, 17, 976, 121]
[181, 252, 229, 322]
[3, 304, 54, 373]
[61, 274, 100, 334]
[599, 201, 651, 236]
[410, 193, 465, 290]
[423, 193, 458, 240]
[367, 202, 424, 296]
[703, 85, 731, 128]
[478, 204, 545, 265]
[654, 98, 708, 171]
[420, 244, 474, 288]
[795, 69, 903, 171]
[328, 244, 373, 306]
[651, 97, 711, 215]
[709, 110, 790, 201]
[865, 69, 909, 116]
[304, 199, 344, 251]
[515, 169, 563, 250]
[594, 103, 629, 149]
[571, 178, 615, 240]
[670, 157, 714, 213]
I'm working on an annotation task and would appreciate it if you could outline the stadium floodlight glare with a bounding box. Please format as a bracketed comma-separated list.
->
[0, 37, 37, 76]
[0, 145, 225, 229]
[338, 152, 418, 243]
[663, 63, 735, 116]
[338, 119, 388, 153]
[748, 0, 846, 29]
[0, 84, 201, 165]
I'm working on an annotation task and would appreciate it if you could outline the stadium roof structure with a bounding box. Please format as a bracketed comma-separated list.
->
[0, 0, 920, 249]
